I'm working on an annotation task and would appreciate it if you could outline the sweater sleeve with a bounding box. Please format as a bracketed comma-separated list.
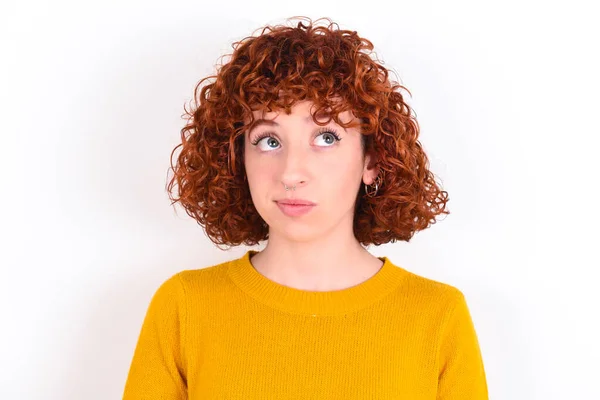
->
[437, 291, 488, 400]
[122, 273, 188, 400]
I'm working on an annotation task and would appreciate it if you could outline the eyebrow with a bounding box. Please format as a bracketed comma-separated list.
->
[248, 113, 345, 133]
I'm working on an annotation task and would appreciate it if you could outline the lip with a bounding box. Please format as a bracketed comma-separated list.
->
[275, 200, 316, 217]
[275, 199, 316, 206]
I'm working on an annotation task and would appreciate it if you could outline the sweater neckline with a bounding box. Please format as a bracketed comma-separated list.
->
[226, 250, 406, 316]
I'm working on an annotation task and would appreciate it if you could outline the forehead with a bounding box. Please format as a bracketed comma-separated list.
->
[245, 99, 355, 126]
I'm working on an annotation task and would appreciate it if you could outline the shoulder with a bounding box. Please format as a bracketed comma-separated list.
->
[156, 257, 237, 299]
[403, 267, 464, 299]
[144, 258, 237, 318]
[390, 263, 468, 316]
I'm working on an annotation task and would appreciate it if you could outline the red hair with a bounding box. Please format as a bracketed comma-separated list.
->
[166, 16, 449, 248]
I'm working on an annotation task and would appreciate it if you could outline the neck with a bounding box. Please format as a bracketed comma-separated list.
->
[249, 231, 383, 292]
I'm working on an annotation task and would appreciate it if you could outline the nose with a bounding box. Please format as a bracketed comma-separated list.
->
[279, 146, 309, 190]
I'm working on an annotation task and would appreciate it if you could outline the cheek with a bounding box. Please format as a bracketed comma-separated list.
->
[246, 169, 271, 194]
[245, 160, 275, 204]
[328, 171, 361, 199]
[321, 159, 363, 200]
[244, 150, 266, 182]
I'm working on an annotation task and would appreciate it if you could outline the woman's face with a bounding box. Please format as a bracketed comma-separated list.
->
[243, 100, 378, 242]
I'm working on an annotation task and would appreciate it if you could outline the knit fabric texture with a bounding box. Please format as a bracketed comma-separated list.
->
[123, 250, 488, 399]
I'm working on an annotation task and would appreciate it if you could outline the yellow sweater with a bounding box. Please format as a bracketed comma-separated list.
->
[123, 250, 488, 399]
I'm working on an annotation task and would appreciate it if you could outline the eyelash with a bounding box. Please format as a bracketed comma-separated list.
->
[250, 127, 342, 148]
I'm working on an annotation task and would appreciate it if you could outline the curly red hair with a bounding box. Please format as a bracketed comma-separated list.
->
[166, 16, 449, 249]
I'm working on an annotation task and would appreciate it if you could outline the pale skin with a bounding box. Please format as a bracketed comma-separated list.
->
[243, 99, 384, 292]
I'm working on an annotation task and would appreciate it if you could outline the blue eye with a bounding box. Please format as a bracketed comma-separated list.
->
[252, 135, 280, 149]
[315, 130, 342, 146]
[250, 128, 342, 151]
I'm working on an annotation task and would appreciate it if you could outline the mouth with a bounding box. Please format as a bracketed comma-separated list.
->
[275, 200, 316, 217]
[275, 200, 316, 206]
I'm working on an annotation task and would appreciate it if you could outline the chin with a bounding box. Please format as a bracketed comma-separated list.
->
[269, 222, 323, 243]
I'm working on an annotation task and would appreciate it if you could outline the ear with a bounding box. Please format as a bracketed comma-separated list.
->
[362, 151, 379, 185]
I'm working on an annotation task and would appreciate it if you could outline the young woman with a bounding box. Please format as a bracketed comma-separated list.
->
[123, 17, 488, 399]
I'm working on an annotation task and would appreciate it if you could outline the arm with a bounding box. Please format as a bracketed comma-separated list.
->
[437, 291, 488, 400]
[122, 273, 188, 399]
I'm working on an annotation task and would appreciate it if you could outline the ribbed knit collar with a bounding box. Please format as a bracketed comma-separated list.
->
[226, 250, 406, 316]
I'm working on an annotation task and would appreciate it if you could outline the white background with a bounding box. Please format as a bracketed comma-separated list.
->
[1, 1, 598, 399]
